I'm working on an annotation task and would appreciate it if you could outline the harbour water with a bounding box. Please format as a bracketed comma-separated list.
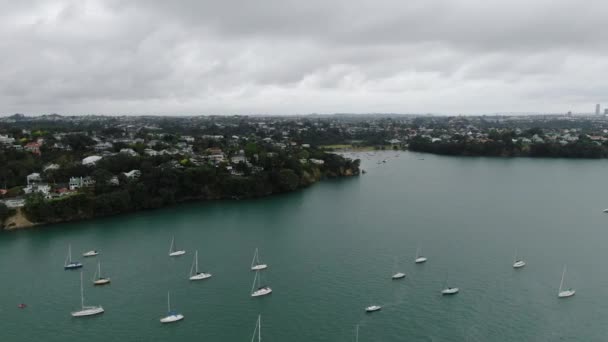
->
[2, 151, 608, 341]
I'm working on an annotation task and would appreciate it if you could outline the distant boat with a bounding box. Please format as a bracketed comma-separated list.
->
[64, 244, 83, 270]
[168, 236, 186, 257]
[603, 208, 608, 213]
[513, 249, 526, 269]
[441, 274, 459, 295]
[365, 305, 382, 313]
[83, 250, 99, 257]
[250, 314, 262, 342]
[391, 257, 406, 280]
[71, 272, 104, 317]
[558, 265, 576, 298]
[160, 291, 184, 323]
[250, 248, 268, 271]
[189, 250, 212, 281]
[415, 247, 428, 264]
[93, 261, 111, 285]
[250, 270, 272, 297]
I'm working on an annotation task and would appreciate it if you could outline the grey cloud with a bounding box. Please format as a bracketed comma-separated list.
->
[0, 0, 607, 115]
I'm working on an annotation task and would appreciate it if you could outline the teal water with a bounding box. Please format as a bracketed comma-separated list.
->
[2, 151, 608, 341]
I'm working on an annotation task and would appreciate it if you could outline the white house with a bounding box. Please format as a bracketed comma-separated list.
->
[123, 170, 141, 179]
[82, 156, 102, 166]
[26, 173, 41, 185]
[69, 177, 96, 190]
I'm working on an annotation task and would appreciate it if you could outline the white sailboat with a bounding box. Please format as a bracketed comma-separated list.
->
[251, 270, 272, 297]
[391, 257, 406, 280]
[415, 247, 428, 264]
[71, 272, 104, 317]
[160, 291, 184, 323]
[250, 314, 262, 342]
[365, 302, 382, 312]
[441, 274, 459, 295]
[64, 244, 83, 270]
[512, 249, 526, 268]
[168, 236, 186, 257]
[189, 250, 212, 281]
[250, 248, 268, 271]
[93, 261, 111, 285]
[558, 265, 576, 298]
[83, 250, 99, 257]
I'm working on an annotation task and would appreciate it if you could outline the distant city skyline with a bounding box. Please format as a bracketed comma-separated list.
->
[1, 1, 607, 115]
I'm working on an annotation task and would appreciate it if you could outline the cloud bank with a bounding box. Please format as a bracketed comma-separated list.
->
[1, 0, 607, 115]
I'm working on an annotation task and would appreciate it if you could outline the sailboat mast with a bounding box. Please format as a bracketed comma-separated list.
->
[68, 244, 72, 263]
[169, 237, 175, 253]
[167, 291, 171, 312]
[251, 248, 258, 267]
[98, 262, 101, 279]
[559, 266, 566, 292]
[80, 272, 84, 309]
[195, 250, 199, 273]
[258, 315, 261, 342]
[251, 272, 258, 294]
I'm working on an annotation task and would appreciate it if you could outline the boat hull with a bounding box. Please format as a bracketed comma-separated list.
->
[392, 272, 406, 279]
[513, 261, 526, 268]
[83, 251, 99, 257]
[189, 273, 212, 281]
[415, 257, 428, 264]
[251, 264, 268, 271]
[441, 288, 459, 295]
[71, 306, 104, 317]
[558, 290, 576, 298]
[64, 262, 83, 270]
[94, 278, 111, 285]
[251, 287, 272, 297]
[160, 314, 184, 323]
[365, 306, 382, 313]
[169, 250, 186, 257]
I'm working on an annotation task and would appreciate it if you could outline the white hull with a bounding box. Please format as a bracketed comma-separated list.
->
[441, 288, 459, 295]
[513, 261, 526, 268]
[189, 273, 212, 281]
[365, 305, 382, 312]
[392, 272, 406, 279]
[603, 209, 608, 213]
[64, 262, 83, 269]
[251, 264, 268, 271]
[169, 250, 186, 257]
[558, 290, 576, 298]
[83, 251, 99, 257]
[251, 287, 272, 297]
[94, 278, 111, 285]
[160, 314, 184, 323]
[415, 257, 427, 263]
[71, 306, 104, 317]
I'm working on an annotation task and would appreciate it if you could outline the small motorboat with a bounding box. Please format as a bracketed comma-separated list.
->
[18, 303, 27, 309]
[603, 208, 608, 213]
[83, 250, 99, 257]
[365, 305, 382, 313]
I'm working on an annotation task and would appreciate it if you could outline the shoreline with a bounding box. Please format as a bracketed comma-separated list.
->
[2, 173, 359, 231]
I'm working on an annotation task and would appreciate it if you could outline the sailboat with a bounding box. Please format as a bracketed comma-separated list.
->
[160, 291, 184, 323]
[168, 236, 186, 257]
[365, 302, 382, 313]
[64, 244, 83, 270]
[189, 250, 212, 281]
[558, 265, 576, 298]
[415, 247, 428, 264]
[71, 272, 104, 317]
[250, 270, 272, 297]
[93, 261, 111, 285]
[512, 249, 526, 268]
[391, 257, 406, 280]
[441, 274, 459, 295]
[250, 248, 268, 271]
[250, 314, 262, 342]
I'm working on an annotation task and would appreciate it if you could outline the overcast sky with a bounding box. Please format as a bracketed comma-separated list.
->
[1, 0, 607, 115]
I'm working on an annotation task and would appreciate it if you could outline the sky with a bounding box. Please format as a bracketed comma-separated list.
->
[1, 0, 607, 116]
